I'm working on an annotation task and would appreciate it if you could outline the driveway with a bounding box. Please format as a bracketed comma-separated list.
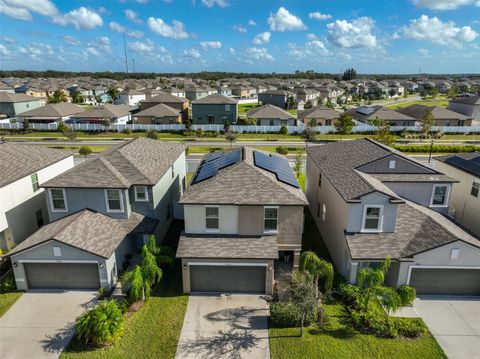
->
[0, 289, 97, 359]
[176, 294, 270, 359]
[414, 296, 480, 359]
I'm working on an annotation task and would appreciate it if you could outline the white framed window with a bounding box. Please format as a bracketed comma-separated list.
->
[450, 248, 460, 259]
[31, 173, 40, 192]
[53, 246, 62, 257]
[388, 160, 396, 169]
[134, 186, 149, 202]
[205, 206, 219, 231]
[264, 206, 279, 233]
[430, 185, 449, 207]
[49, 188, 68, 212]
[361, 205, 383, 233]
[322, 204, 326, 222]
[471, 179, 479, 198]
[105, 189, 124, 212]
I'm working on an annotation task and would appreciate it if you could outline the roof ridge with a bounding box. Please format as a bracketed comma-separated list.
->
[52, 209, 90, 239]
[98, 156, 131, 186]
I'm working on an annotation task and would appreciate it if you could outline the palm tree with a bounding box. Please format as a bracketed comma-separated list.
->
[299, 251, 334, 298]
[356, 257, 391, 311]
[376, 286, 402, 330]
[145, 234, 174, 266]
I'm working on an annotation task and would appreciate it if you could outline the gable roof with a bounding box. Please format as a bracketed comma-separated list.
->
[298, 106, 342, 120]
[397, 104, 469, 120]
[435, 152, 480, 177]
[0, 92, 41, 103]
[70, 104, 131, 119]
[17, 103, 84, 118]
[134, 103, 180, 117]
[0, 142, 72, 188]
[142, 92, 188, 104]
[450, 96, 480, 105]
[246, 104, 295, 120]
[42, 138, 185, 188]
[352, 106, 415, 121]
[192, 93, 237, 105]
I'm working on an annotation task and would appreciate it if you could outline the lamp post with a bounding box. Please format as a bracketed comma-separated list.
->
[428, 139, 434, 164]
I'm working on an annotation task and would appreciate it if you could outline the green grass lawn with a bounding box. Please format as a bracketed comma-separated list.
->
[386, 98, 448, 110]
[296, 173, 305, 191]
[45, 145, 111, 153]
[61, 222, 188, 359]
[269, 304, 446, 359]
[238, 103, 258, 115]
[0, 269, 23, 318]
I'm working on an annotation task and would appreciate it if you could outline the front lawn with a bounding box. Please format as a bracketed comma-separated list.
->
[386, 98, 448, 109]
[0, 269, 23, 317]
[269, 304, 446, 359]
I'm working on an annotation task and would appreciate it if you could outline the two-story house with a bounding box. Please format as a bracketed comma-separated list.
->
[0, 92, 43, 118]
[0, 143, 74, 251]
[448, 96, 480, 124]
[306, 139, 480, 295]
[258, 90, 294, 109]
[139, 92, 189, 123]
[9, 138, 186, 291]
[191, 94, 238, 125]
[177, 147, 308, 295]
[115, 89, 146, 106]
[434, 153, 480, 237]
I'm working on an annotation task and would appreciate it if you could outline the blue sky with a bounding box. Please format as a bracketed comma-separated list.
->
[0, 0, 479, 74]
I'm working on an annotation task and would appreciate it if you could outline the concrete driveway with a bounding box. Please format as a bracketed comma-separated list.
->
[176, 294, 270, 359]
[414, 296, 480, 359]
[0, 290, 97, 359]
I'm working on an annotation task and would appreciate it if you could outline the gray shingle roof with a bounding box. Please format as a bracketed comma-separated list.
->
[0, 92, 41, 103]
[134, 103, 180, 117]
[42, 138, 185, 188]
[397, 104, 469, 120]
[142, 92, 188, 104]
[352, 106, 416, 121]
[192, 93, 237, 105]
[369, 173, 456, 183]
[176, 233, 279, 259]
[9, 209, 157, 258]
[298, 106, 341, 120]
[17, 103, 84, 117]
[450, 96, 480, 105]
[246, 104, 295, 120]
[70, 104, 132, 119]
[0, 142, 72, 188]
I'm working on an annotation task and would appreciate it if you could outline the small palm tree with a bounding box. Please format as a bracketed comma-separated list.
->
[145, 234, 174, 266]
[299, 251, 334, 298]
[356, 257, 391, 311]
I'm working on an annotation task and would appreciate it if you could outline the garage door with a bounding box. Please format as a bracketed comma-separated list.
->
[190, 265, 266, 293]
[24, 263, 101, 289]
[409, 268, 480, 295]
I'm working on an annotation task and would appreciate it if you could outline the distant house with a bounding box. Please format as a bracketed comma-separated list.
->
[0, 93, 43, 118]
[397, 104, 471, 126]
[217, 87, 233, 97]
[16, 103, 84, 124]
[246, 104, 296, 126]
[68, 104, 132, 124]
[162, 87, 186, 98]
[134, 103, 182, 125]
[298, 106, 342, 126]
[258, 90, 294, 109]
[294, 88, 320, 106]
[349, 106, 417, 126]
[115, 89, 145, 106]
[191, 93, 238, 125]
[185, 87, 209, 101]
[142, 88, 163, 100]
[139, 92, 189, 123]
[448, 96, 480, 124]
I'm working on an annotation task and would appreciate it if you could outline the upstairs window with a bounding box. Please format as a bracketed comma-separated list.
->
[50, 188, 68, 212]
[105, 189, 124, 212]
[471, 180, 479, 198]
[389, 160, 396, 169]
[31, 173, 39, 192]
[264, 206, 278, 232]
[205, 206, 219, 230]
[134, 186, 148, 202]
[361, 205, 383, 232]
[431, 185, 449, 207]
[225, 104, 230, 112]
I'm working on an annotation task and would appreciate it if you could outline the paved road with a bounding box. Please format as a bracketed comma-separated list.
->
[176, 294, 270, 359]
[0, 290, 97, 359]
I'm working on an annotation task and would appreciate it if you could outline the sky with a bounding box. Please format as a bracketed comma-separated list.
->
[0, 0, 480, 74]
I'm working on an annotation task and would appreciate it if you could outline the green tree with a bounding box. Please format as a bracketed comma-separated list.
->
[145, 234, 174, 266]
[279, 125, 288, 139]
[287, 271, 317, 337]
[342, 68, 357, 81]
[446, 86, 459, 98]
[299, 251, 334, 297]
[57, 120, 68, 132]
[302, 126, 316, 147]
[79, 145, 93, 159]
[421, 110, 434, 139]
[146, 129, 158, 140]
[286, 95, 297, 110]
[48, 90, 68, 103]
[107, 87, 120, 101]
[356, 257, 391, 311]
[304, 100, 313, 109]
[334, 112, 355, 136]
[63, 126, 77, 144]
[326, 99, 334, 109]
[71, 90, 84, 104]
[374, 119, 396, 147]
[293, 154, 303, 177]
[225, 132, 236, 148]
[22, 119, 30, 133]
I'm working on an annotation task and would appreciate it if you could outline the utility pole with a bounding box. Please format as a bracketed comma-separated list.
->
[123, 33, 129, 73]
[132, 58, 136, 73]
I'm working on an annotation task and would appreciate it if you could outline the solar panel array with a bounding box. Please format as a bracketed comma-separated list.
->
[445, 156, 480, 177]
[253, 151, 300, 188]
[191, 149, 242, 184]
[357, 106, 376, 115]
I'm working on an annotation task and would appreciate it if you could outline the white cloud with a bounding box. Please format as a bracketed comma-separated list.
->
[200, 41, 222, 49]
[62, 35, 80, 45]
[0, 35, 16, 44]
[125, 9, 143, 25]
[245, 47, 274, 61]
[308, 11, 332, 21]
[181, 48, 200, 58]
[129, 39, 154, 53]
[109, 21, 143, 38]
[233, 25, 247, 33]
[19, 43, 54, 60]
[248, 19, 256, 26]
[327, 17, 377, 48]
[287, 40, 330, 59]
[418, 48, 429, 56]
[84, 37, 111, 57]
[268, 7, 306, 32]
[477, 1, 480, 6]
[400, 15, 478, 47]
[411, 0, 473, 10]
[253, 32, 271, 45]
[306, 33, 318, 40]
[201, 0, 229, 8]
[53, 7, 103, 30]
[0, 0, 57, 20]
[0, 44, 11, 56]
[147, 17, 189, 39]
[229, 47, 235, 55]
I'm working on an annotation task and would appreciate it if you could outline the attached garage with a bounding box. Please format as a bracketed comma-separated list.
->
[409, 268, 480, 295]
[24, 262, 101, 290]
[190, 265, 266, 293]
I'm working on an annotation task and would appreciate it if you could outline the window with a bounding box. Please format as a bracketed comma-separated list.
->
[134, 186, 148, 202]
[53, 246, 62, 257]
[225, 104, 230, 112]
[264, 206, 278, 232]
[471, 180, 479, 198]
[431, 185, 449, 207]
[50, 188, 68, 212]
[171, 165, 175, 179]
[389, 160, 396, 169]
[31, 173, 39, 192]
[450, 248, 460, 259]
[322, 204, 326, 222]
[361, 205, 383, 232]
[325, 120, 331, 126]
[105, 189, 124, 212]
[35, 209, 44, 228]
[205, 206, 219, 230]
[318, 172, 322, 187]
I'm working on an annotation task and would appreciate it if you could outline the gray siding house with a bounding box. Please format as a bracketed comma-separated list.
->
[448, 96, 480, 123]
[0, 92, 43, 118]
[9, 138, 187, 291]
[306, 139, 480, 295]
[191, 93, 238, 125]
[258, 90, 294, 109]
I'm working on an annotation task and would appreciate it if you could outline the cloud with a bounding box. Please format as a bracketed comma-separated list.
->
[233, 25, 247, 33]
[53, 7, 103, 30]
[308, 12, 332, 21]
[327, 17, 377, 48]
[125, 9, 143, 25]
[400, 15, 478, 47]
[147, 17, 189, 39]
[287, 40, 330, 59]
[477, 1, 480, 6]
[245, 47, 274, 61]
[109, 21, 144, 38]
[248, 19, 256, 26]
[268, 7, 306, 32]
[19, 43, 55, 60]
[0, 35, 16, 44]
[129, 39, 154, 53]
[418, 48, 429, 56]
[253, 32, 271, 45]
[0, 0, 57, 20]
[306, 33, 318, 40]
[200, 41, 222, 49]
[62, 35, 80, 45]
[0, 44, 11, 56]
[411, 0, 473, 10]
[201, 0, 229, 8]
[84, 37, 111, 57]
[181, 48, 200, 58]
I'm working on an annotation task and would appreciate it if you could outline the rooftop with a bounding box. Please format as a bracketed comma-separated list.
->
[134, 103, 180, 117]
[70, 104, 132, 119]
[246, 104, 295, 120]
[435, 152, 480, 177]
[192, 93, 238, 105]
[17, 103, 84, 118]
[0, 92, 41, 103]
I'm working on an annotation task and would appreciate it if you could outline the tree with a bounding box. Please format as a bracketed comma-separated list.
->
[48, 90, 68, 103]
[299, 251, 334, 297]
[79, 145, 93, 159]
[57, 120, 68, 132]
[293, 154, 303, 177]
[279, 125, 288, 139]
[286, 271, 317, 337]
[374, 119, 396, 147]
[356, 257, 391, 311]
[342, 68, 357, 81]
[304, 100, 313, 109]
[421, 110, 434, 139]
[326, 99, 334, 109]
[225, 132, 236, 148]
[376, 286, 402, 321]
[334, 112, 355, 136]
[63, 126, 77, 144]
[286, 95, 297, 110]
[446, 86, 459, 98]
[71, 90, 84, 104]
[146, 129, 158, 140]
[22, 119, 30, 133]
[107, 87, 120, 101]
[302, 126, 316, 147]
[146, 234, 174, 267]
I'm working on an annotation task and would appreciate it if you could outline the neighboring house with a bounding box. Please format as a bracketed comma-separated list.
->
[185, 87, 209, 101]
[397, 104, 471, 126]
[258, 90, 294, 109]
[298, 106, 342, 126]
[139, 93, 189, 123]
[68, 104, 132, 124]
[115, 89, 146, 106]
[134, 103, 182, 124]
[143, 88, 163, 100]
[217, 87, 233, 97]
[448, 96, 480, 124]
[177, 147, 308, 294]
[162, 87, 186, 98]
[306, 139, 480, 295]
[16, 103, 84, 124]
[191, 94, 238, 125]
[434, 153, 480, 237]
[9, 138, 186, 291]
[294, 88, 320, 107]
[0, 93, 43, 118]
[0, 142, 74, 251]
[349, 106, 417, 126]
[246, 104, 297, 126]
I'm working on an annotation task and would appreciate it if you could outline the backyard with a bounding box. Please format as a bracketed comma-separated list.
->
[386, 97, 449, 110]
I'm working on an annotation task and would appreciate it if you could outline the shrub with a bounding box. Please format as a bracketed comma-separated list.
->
[79, 145, 93, 158]
[122, 128, 132, 135]
[57, 120, 68, 132]
[276, 145, 288, 155]
[394, 318, 427, 338]
[397, 285, 416, 306]
[145, 129, 158, 140]
[270, 301, 317, 328]
[350, 308, 397, 338]
[195, 128, 204, 137]
[75, 300, 125, 346]
[338, 283, 362, 308]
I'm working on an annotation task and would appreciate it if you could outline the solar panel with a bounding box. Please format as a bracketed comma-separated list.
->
[191, 148, 242, 184]
[357, 106, 376, 115]
[471, 156, 480, 165]
[445, 156, 480, 177]
[253, 151, 300, 188]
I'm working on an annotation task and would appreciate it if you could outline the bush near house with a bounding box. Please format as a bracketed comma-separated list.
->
[397, 285, 416, 306]
[276, 145, 288, 155]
